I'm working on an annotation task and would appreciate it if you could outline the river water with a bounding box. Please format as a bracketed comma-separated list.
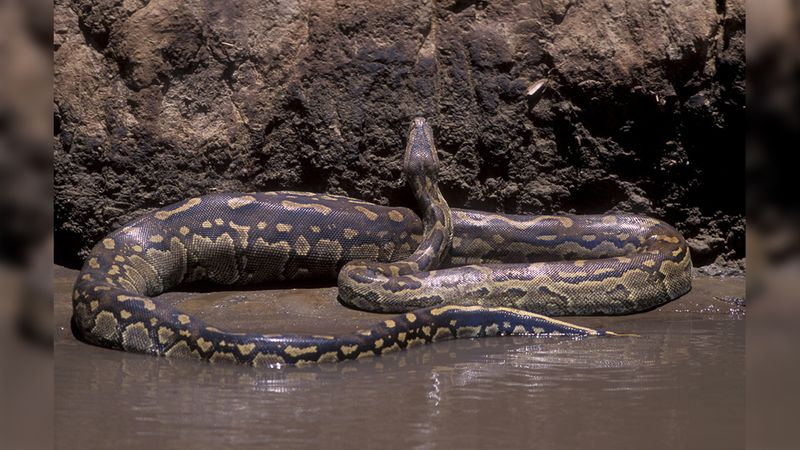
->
[54, 266, 745, 449]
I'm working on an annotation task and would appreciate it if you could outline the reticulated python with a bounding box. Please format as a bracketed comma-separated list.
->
[71, 118, 692, 366]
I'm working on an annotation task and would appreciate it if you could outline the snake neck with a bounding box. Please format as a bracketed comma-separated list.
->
[401, 117, 453, 272]
[405, 176, 452, 272]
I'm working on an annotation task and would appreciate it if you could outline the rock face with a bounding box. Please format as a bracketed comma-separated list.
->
[54, 0, 745, 268]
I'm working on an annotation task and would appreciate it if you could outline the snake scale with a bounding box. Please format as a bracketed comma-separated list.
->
[71, 117, 692, 366]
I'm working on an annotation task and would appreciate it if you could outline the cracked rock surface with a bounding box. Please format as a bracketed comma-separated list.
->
[54, 0, 745, 268]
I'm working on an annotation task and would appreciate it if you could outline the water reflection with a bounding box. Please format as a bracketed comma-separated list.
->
[57, 314, 743, 449]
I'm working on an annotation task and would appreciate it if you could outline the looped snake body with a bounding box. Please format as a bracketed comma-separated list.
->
[71, 118, 692, 366]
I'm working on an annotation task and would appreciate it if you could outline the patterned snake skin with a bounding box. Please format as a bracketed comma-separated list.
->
[71, 118, 692, 366]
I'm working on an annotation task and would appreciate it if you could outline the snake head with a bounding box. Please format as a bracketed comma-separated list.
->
[404, 117, 440, 180]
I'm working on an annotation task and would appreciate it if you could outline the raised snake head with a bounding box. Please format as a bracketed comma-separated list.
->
[404, 117, 440, 182]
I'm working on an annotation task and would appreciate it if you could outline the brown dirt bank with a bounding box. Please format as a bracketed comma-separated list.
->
[54, 0, 744, 268]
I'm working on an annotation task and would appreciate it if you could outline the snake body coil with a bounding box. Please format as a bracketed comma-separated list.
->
[72, 118, 692, 366]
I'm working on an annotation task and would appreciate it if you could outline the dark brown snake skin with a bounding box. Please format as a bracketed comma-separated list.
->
[71, 118, 692, 366]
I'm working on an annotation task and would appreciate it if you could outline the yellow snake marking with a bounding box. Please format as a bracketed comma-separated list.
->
[485, 324, 500, 336]
[149, 235, 163, 243]
[91, 311, 119, 341]
[356, 351, 375, 360]
[537, 235, 558, 241]
[229, 221, 251, 248]
[582, 234, 596, 241]
[616, 256, 632, 263]
[227, 196, 256, 209]
[397, 332, 407, 342]
[102, 238, 115, 250]
[117, 294, 157, 311]
[236, 343, 256, 356]
[120, 310, 131, 319]
[310, 226, 321, 233]
[201, 221, 212, 228]
[252, 353, 285, 367]
[449, 320, 457, 326]
[210, 352, 237, 364]
[88, 257, 100, 269]
[281, 200, 332, 215]
[405, 313, 417, 322]
[557, 271, 589, 278]
[150, 318, 157, 326]
[158, 327, 175, 345]
[384, 319, 396, 328]
[165, 341, 201, 359]
[179, 226, 190, 235]
[343, 228, 358, 239]
[340, 344, 359, 355]
[82, 273, 93, 281]
[512, 325, 527, 334]
[616, 233, 630, 241]
[132, 245, 143, 252]
[594, 268, 615, 275]
[374, 339, 384, 349]
[406, 337, 425, 348]
[574, 260, 586, 267]
[89, 300, 99, 311]
[643, 259, 656, 267]
[358, 330, 372, 336]
[276, 223, 292, 232]
[257, 222, 267, 230]
[454, 211, 574, 229]
[658, 250, 692, 298]
[284, 345, 318, 357]
[388, 210, 404, 222]
[313, 239, 343, 261]
[348, 243, 380, 260]
[177, 314, 191, 325]
[421, 326, 432, 336]
[154, 198, 202, 220]
[317, 352, 339, 363]
[114, 255, 125, 262]
[457, 326, 482, 338]
[214, 218, 224, 226]
[196, 338, 213, 352]
[122, 322, 152, 351]
[354, 206, 378, 221]
[602, 216, 618, 224]
[382, 343, 400, 354]
[433, 327, 452, 341]
[295, 236, 310, 256]
[250, 239, 291, 281]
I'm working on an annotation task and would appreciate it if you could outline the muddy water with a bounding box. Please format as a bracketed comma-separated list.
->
[54, 266, 745, 449]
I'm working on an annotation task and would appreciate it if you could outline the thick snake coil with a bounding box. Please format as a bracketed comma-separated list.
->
[72, 118, 692, 366]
